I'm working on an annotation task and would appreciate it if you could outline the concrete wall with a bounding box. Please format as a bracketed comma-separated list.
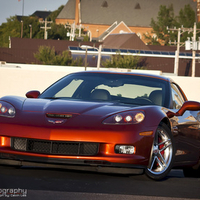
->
[1, 63, 200, 102]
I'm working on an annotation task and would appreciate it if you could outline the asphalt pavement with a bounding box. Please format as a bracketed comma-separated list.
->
[0, 165, 199, 200]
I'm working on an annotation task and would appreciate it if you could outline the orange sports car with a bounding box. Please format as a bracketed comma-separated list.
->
[0, 71, 200, 180]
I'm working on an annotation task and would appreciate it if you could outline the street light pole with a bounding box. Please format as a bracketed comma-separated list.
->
[40, 18, 53, 40]
[167, 26, 194, 76]
[21, 20, 23, 38]
[80, 45, 102, 70]
[192, 22, 196, 77]
[85, 47, 88, 71]
[97, 44, 102, 70]
[29, 25, 32, 39]
[174, 28, 181, 75]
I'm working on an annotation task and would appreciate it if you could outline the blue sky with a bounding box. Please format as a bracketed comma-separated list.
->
[0, 0, 68, 25]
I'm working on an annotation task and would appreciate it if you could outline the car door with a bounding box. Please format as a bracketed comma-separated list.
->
[170, 83, 200, 166]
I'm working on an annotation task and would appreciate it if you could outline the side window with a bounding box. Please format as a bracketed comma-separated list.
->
[171, 83, 185, 109]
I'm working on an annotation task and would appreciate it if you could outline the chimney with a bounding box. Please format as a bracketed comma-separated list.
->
[75, 0, 80, 25]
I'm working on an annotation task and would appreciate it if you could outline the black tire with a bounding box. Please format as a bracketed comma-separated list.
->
[183, 167, 200, 178]
[145, 123, 175, 180]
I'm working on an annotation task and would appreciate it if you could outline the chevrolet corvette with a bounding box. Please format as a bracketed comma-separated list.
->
[0, 71, 200, 180]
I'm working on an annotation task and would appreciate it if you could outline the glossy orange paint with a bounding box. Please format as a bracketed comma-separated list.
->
[0, 71, 200, 179]
[167, 101, 200, 118]
[0, 121, 156, 166]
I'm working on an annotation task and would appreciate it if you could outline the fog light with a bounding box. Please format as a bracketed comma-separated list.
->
[115, 145, 135, 154]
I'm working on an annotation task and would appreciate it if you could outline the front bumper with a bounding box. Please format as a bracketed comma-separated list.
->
[0, 153, 145, 175]
[0, 123, 156, 174]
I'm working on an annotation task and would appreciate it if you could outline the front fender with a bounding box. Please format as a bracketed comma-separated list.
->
[0, 96, 26, 110]
[143, 106, 170, 128]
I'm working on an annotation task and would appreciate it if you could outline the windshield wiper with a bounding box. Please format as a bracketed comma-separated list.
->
[42, 97, 61, 99]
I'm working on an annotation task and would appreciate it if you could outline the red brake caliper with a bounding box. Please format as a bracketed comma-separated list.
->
[156, 137, 164, 167]
[159, 137, 164, 157]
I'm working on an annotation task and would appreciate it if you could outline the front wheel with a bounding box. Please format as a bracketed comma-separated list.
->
[145, 123, 175, 180]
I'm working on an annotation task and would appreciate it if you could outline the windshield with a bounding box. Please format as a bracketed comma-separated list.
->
[39, 72, 169, 107]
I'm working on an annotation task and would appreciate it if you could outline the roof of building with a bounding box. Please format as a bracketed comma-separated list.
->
[16, 15, 23, 22]
[103, 33, 150, 50]
[10, 37, 102, 53]
[57, 0, 75, 19]
[57, 0, 197, 27]
[16, 11, 52, 22]
[32, 11, 52, 19]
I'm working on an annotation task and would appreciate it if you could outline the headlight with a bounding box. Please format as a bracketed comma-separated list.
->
[103, 111, 145, 125]
[0, 101, 16, 118]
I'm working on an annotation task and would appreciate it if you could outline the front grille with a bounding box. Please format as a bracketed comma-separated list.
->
[11, 138, 99, 156]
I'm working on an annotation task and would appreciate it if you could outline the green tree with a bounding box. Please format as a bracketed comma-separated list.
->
[20, 16, 42, 39]
[0, 16, 20, 47]
[0, 15, 44, 47]
[34, 46, 56, 65]
[0, 6, 70, 47]
[144, 4, 178, 45]
[45, 5, 70, 40]
[176, 4, 198, 42]
[48, 5, 64, 22]
[48, 23, 68, 40]
[178, 4, 196, 28]
[144, 4, 200, 45]
[102, 51, 145, 69]
[34, 45, 83, 66]
[144, 32, 160, 45]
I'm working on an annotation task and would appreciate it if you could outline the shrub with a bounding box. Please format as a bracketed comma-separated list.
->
[34, 46, 83, 66]
[102, 51, 145, 69]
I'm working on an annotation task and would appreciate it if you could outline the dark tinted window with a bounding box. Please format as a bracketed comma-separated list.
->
[40, 73, 169, 107]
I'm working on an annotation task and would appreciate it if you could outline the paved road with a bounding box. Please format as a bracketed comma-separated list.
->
[0, 165, 199, 200]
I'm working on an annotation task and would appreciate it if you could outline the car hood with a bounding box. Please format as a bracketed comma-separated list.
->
[22, 98, 135, 116]
[0, 96, 164, 128]
[0, 96, 139, 127]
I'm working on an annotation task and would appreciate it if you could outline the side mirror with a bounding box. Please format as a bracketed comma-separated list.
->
[26, 90, 40, 98]
[167, 101, 200, 118]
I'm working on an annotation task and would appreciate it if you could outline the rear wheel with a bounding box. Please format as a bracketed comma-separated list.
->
[145, 123, 175, 180]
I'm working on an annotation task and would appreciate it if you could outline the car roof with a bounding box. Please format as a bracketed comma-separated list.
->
[71, 70, 172, 82]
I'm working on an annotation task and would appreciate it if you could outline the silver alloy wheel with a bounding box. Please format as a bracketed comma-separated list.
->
[147, 126, 173, 175]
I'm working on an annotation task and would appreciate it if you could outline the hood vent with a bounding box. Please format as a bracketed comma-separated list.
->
[46, 113, 73, 119]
